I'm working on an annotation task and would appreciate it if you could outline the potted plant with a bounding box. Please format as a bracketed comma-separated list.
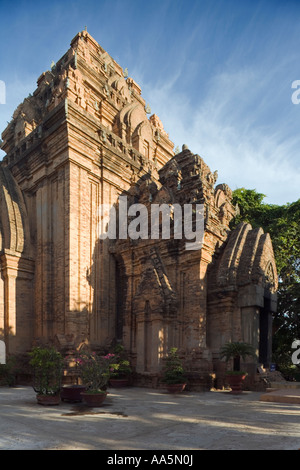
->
[220, 341, 256, 394]
[74, 350, 115, 406]
[29, 346, 63, 405]
[109, 344, 132, 387]
[161, 347, 187, 393]
[60, 351, 86, 403]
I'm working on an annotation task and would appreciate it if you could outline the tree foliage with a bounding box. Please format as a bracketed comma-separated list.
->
[162, 348, 187, 384]
[29, 347, 63, 396]
[230, 188, 300, 372]
[220, 342, 256, 371]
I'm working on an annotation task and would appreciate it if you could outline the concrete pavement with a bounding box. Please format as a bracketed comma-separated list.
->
[0, 385, 300, 450]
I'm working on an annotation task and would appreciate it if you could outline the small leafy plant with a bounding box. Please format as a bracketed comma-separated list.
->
[109, 344, 132, 379]
[0, 355, 20, 386]
[74, 351, 115, 393]
[29, 347, 63, 396]
[162, 347, 187, 384]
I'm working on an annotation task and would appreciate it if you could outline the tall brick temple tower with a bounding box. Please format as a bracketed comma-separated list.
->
[0, 31, 277, 388]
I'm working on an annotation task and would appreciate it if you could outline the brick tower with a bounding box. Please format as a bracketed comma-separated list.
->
[0, 31, 277, 388]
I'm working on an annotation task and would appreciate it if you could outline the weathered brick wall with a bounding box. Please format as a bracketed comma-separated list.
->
[0, 30, 174, 356]
[0, 31, 278, 390]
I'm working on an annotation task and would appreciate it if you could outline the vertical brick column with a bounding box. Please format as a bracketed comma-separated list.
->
[1, 252, 34, 354]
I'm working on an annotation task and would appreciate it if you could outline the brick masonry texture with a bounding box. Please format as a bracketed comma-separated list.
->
[0, 31, 278, 389]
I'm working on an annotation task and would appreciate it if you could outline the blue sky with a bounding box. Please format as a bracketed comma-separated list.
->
[0, 0, 299, 205]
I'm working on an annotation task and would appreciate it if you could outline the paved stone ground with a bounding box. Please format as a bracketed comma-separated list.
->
[0, 386, 300, 451]
[260, 388, 300, 404]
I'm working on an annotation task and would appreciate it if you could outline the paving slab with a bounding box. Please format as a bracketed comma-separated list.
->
[1, 386, 300, 450]
[260, 388, 300, 404]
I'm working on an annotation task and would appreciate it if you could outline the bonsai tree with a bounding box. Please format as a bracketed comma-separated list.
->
[29, 346, 63, 398]
[162, 347, 187, 385]
[220, 341, 256, 373]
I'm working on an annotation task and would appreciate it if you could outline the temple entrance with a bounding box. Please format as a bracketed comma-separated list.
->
[115, 259, 127, 341]
[259, 296, 272, 367]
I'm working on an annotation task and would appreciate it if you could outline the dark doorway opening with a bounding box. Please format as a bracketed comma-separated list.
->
[259, 296, 272, 366]
[115, 258, 127, 341]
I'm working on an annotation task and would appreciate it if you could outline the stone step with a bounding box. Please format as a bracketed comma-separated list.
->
[260, 388, 300, 404]
[270, 381, 300, 390]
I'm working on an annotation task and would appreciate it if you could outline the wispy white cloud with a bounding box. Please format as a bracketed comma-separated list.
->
[0, 0, 299, 205]
[144, 61, 300, 205]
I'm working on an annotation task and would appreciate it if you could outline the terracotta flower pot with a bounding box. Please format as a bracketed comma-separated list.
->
[166, 383, 186, 394]
[80, 391, 107, 407]
[109, 378, 129, 388]
[36, 394, 60, 406]
[226, 373, 247, 394]
[61, 385, 86, 402]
